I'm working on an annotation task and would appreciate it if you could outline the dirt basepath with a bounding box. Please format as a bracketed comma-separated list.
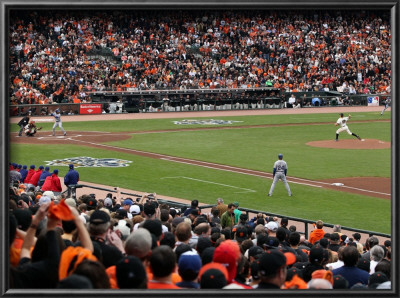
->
[11, 105, 390, 200]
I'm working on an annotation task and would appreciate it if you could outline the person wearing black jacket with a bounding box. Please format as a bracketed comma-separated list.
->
[17, 114, 30, 137]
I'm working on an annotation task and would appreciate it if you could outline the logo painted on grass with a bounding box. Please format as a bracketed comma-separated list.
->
[45, 157, 132, 168]
[173, 119, 243, 125]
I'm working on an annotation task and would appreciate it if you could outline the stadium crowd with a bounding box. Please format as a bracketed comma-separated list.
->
[9, 162, 392, 290]
[9, 10, 391, 107]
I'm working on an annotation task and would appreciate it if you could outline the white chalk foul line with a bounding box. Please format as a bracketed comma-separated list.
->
[67, 138, 388, 196]
[161, 176, 256, 193]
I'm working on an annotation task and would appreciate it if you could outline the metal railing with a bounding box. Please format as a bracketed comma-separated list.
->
[67, 184, 390, 240]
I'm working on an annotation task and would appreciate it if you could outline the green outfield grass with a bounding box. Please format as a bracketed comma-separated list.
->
[10, 111, 391, 234]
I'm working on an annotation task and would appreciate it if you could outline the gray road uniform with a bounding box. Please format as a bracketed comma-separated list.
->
[268, 156, 292, 196]
[52, 109, 66, 136]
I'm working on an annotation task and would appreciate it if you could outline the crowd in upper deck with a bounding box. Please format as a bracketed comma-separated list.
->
[9, 9, 391, 106]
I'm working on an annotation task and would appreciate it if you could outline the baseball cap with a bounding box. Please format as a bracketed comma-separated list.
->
[53, 169, 59, 174]
[69, 164, 74, 169]
[333, 275, 349, 289]
[265, 221, 279, 232]
[278, 153, 283, 158]
[284, 252, 297, 266]
[115, 209, 128, 219]
[369, 272, 389, 288]
[129, 204, 141, 215]
[357, 258, 370, 272]
[178, 251, 202, 274]
[30, 165, 35, 169]
[89, 210, 110, 225]
[104, 197, 113, 207]
[42, 191, 55, 200]
[65, 198, 76, 207]
[116, 256, 147, 289]
[123, 199, 133, 206]
[213, 240, 241, 282]
[233, 201, 239, 207]
[45, 166, 50, 171]
[86, 197, 97, 210]
[198, 262, 229, 289]
[234, 226, 248, 242]
[248, 246, 264, 259]
[39, 165, 44, 170]
[263, 236, 279, 249]
[259, 249, 287, 276]
[309, 246, 324, 263]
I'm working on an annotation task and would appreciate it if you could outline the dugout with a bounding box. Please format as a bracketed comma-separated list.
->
[89, 87, 282, 113]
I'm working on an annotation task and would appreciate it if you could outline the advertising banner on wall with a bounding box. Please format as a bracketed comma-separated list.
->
[80, 104, 102, 114]
[367, 96, 379, 106]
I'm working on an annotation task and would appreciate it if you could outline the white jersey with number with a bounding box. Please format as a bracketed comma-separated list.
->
[336, 116, 349, 128]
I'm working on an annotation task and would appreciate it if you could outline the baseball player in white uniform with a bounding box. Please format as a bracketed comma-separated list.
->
[52, 108, 67, 136]
[267, 153, 292, 197]
[335, 113, 361, 141]
[381, 97, 391, 115]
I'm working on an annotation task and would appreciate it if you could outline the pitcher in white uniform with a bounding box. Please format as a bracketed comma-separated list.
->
[335, 113, 361, 141]
[268, 153, 292, 197]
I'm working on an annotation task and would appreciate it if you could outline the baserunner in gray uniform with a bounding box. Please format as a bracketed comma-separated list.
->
[267, 153, 292, 197]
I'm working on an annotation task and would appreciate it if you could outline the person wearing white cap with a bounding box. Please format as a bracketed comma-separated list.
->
[267, 153, 292, 197]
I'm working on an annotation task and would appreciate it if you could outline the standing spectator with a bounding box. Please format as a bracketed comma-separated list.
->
[287, 94, 296, 108]
[183, 199, 199, 217]
[216, 198, 228, 217]
[220, 203, 235, 229]
[267, 153, 292, 197]
[64, 164, 79, 198]
[309, 220, 325, 245]
[41, 169, 62, 195]
[17, 114, 30, 137]
[332, 246, 370, 288]
[51, 108, 67, 136]
[232, 202, 242, 225]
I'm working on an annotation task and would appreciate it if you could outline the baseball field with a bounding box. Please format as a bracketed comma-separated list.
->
[10, 106, 391, 234]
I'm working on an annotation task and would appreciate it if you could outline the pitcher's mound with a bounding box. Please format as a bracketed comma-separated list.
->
[307, 139, 390, 149]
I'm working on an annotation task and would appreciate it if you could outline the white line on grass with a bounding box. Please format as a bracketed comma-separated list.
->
[160, 158, 322, 188]
[161, 176, 256, 193]
[67, 138, 389, 196]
